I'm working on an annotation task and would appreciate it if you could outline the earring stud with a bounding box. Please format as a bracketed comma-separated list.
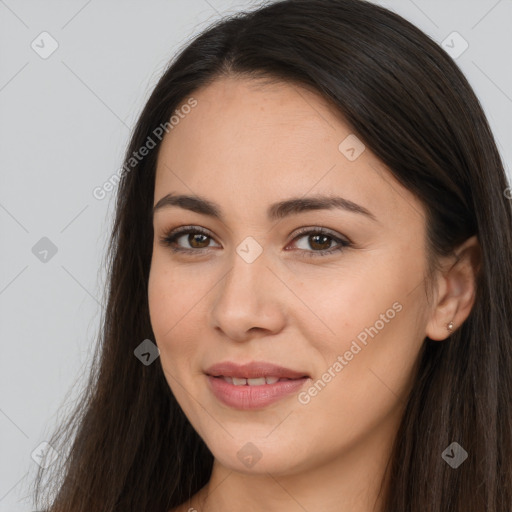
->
[447, 321, 454, 332]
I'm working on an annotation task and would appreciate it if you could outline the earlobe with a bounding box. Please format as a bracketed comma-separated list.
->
[425, 316, 456, 341]
[424, 235, 481, 341]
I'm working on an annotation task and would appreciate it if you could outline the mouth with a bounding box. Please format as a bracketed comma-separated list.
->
[209, 375, 306, 386]
[206, 374, 310, 410]
[204, 361, 310, 409]
[204, 360, 310, 381]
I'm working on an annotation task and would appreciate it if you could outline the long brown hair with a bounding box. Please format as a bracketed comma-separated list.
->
[32, 0, 512, 510]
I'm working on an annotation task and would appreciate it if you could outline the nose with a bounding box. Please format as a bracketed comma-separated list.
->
[209, 246, 287, 343]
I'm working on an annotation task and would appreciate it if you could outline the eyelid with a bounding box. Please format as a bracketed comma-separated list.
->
[289, 226, 352, 246]
[160, 225, 219, 249]
[159, 224, 352, 256]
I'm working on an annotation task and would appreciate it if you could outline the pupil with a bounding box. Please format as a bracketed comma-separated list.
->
[186, 233, 332, 250]
[311, 234, 330, 250]
[190, 234, 208, 248]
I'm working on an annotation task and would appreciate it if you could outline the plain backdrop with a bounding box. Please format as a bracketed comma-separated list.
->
[1, 0, 511, 510]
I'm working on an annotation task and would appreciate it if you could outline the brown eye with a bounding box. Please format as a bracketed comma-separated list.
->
[187, 233, 210, 249]
[289, 227, 351, 258]
[307, 233, 333, 251]
[160, 225, 351, 258]
[160, 226, 220, 254]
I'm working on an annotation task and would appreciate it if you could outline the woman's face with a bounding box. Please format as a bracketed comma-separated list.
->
[148, 76, 433, 475]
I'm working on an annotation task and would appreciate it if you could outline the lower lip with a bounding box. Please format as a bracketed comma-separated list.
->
[207, 375, 309, 410]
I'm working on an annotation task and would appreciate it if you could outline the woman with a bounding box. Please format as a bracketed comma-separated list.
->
[32, 0, 512, 510]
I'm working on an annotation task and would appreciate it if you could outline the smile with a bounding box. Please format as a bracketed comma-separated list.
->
[215, 376, 301, 385]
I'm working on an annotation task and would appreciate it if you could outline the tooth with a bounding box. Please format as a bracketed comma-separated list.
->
[247, 377, 266, 386]
[224, 376, 284, 385]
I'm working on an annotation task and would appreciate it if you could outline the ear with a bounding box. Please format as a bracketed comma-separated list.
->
[425, 235, 481, 341]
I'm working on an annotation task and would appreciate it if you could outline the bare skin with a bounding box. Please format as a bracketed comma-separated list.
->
[147, 76, 480, 512]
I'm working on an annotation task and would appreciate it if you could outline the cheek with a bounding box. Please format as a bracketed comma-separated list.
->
[148, 256, 199, 361]
[149, 250, 199, 333]
[295, 264, 390, 351]
[148, 260, 173, 341]
[298, 250, 425, 391]
[148, 259, 204, 414]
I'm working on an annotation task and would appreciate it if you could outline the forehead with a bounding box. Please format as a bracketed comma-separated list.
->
[154, 76, 424, 228]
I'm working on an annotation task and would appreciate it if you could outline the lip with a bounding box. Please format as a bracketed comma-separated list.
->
[205, 361, 310, 410]
[207, 376, 309, 409]
[204, 361, 309, 380]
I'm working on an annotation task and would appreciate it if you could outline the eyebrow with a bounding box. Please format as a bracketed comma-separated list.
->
[152, 193, 377, 223]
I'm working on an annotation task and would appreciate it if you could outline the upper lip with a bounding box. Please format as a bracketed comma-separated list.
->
[205, 361, 309, 379]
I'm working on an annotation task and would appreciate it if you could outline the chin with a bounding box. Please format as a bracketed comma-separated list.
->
[204, 435, 308, 476]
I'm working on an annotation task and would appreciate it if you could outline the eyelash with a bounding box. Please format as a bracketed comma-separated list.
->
[158, 225, 352, 258]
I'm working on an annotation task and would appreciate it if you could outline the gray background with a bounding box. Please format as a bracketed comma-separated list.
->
[1, 0, 511, 510]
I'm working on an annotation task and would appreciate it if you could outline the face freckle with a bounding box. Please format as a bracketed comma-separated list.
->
[148, 75, 431, 480]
